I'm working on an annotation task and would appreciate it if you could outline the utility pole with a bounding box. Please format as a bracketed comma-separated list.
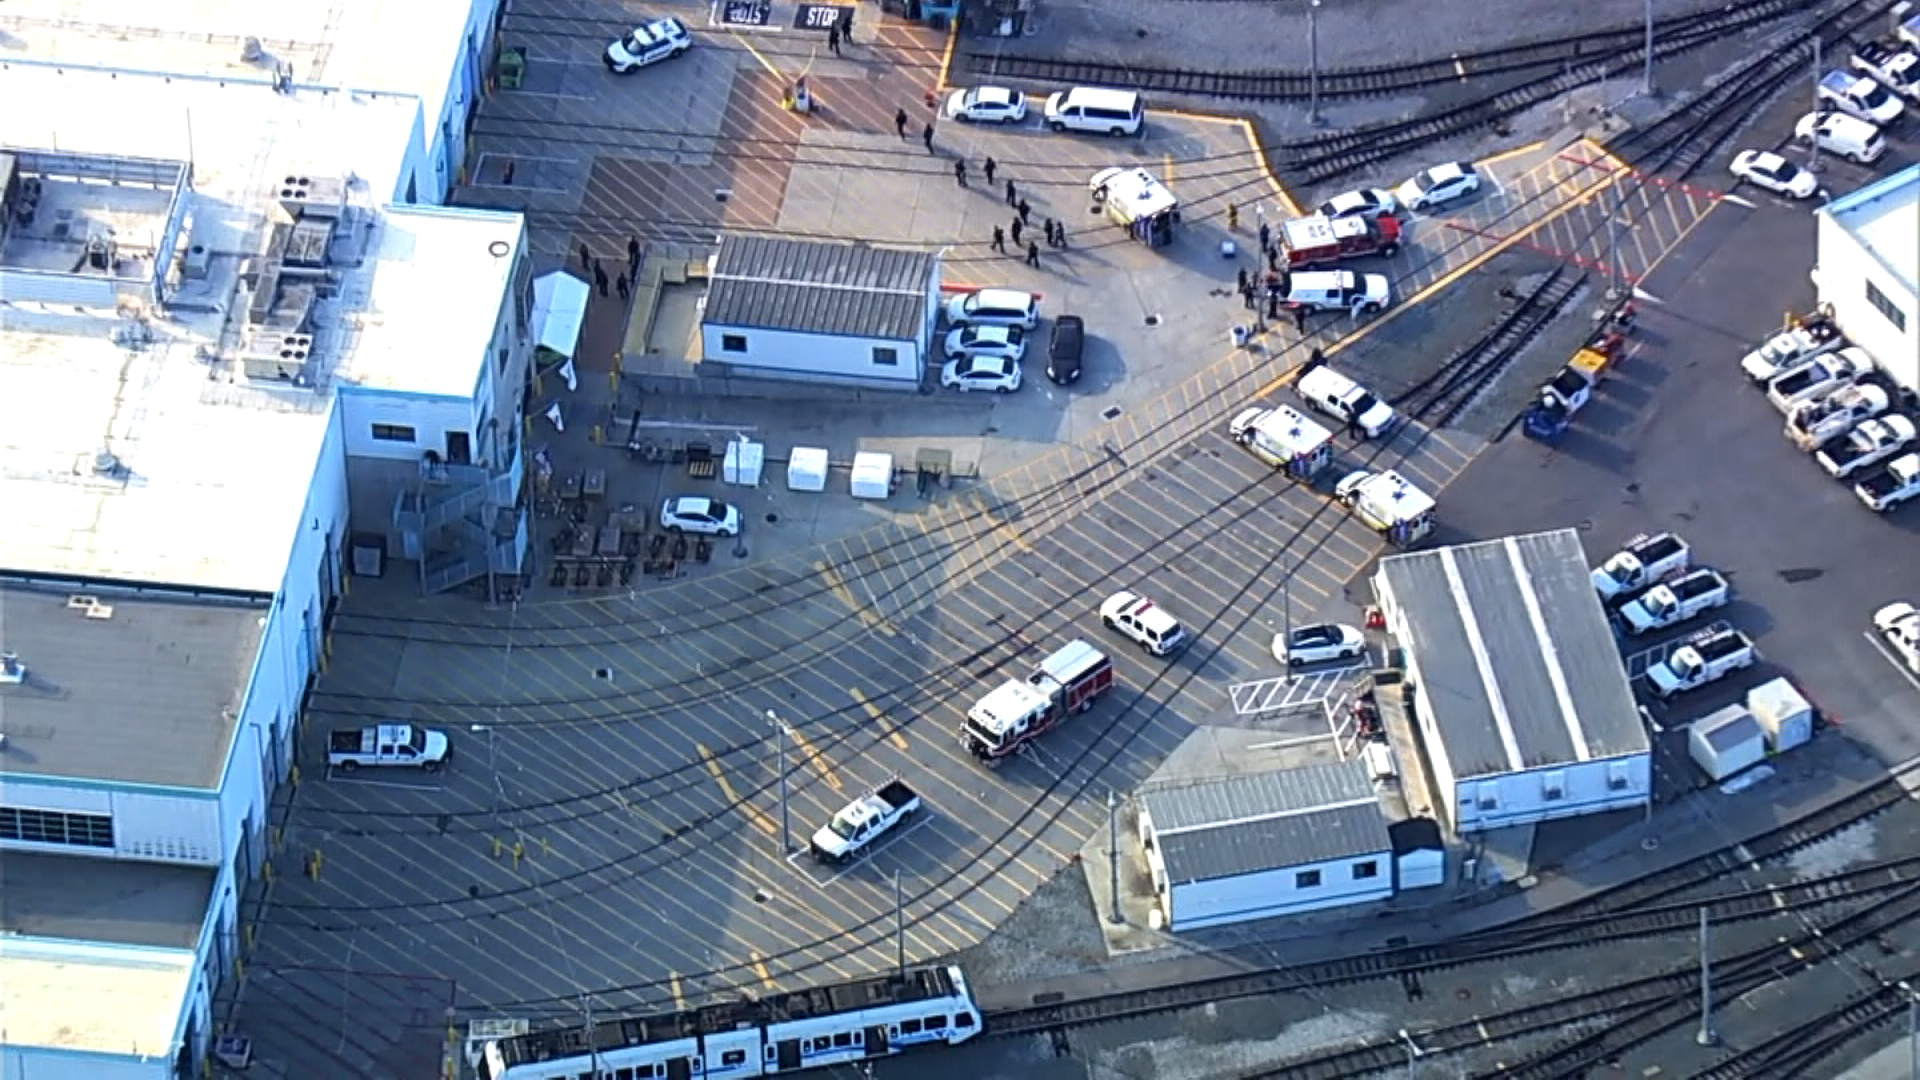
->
[1809, 37, 1824, 174]
[1902, 982, 1918, 1080]
[1642, 0, 1658, 97]
[768, 709, 791, 855]
[1397, 1029, 1424, 1079]
[1307, 0, 1325, 127]
[1695, 907, 1718, 1046]
[1283, 570, 1295, 684]
[1107, 791, 1124, 924]
[894, 870, 906, 977]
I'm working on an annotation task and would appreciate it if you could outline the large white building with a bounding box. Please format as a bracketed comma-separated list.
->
[1373, 530, 1652, 833]
[1812, 164, 1919, 394]
[0, 0, 506, 204]
[0, 10, 528, 1074]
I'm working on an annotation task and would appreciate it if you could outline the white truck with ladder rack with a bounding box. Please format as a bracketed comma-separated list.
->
[961, 640, 1114, 764]
[1334, 469, 1435, 545]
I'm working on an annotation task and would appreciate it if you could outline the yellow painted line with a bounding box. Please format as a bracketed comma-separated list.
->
[1476, 139, 1550, 169]
[813, 559, 898, 638]
[697, 743, 777, 837]
[1153, 106, 1247, 125]
[731, 31, 787, 79]
[934, 17, 958, 92]
[671, 971, 687, 1011]
[1240, 119, 1304, 217]
[851, 686, 912, 751]
[752, 952, 779, 992]
[784, 722, 844, 792]
[1164, 152, 1175, 185]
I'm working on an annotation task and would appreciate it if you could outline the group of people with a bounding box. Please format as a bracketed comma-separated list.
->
[1236, 265, 1308, 330]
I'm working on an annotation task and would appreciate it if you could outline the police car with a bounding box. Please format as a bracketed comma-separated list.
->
[605, 17, 692, 73]
[1099, 591, 1188, 656]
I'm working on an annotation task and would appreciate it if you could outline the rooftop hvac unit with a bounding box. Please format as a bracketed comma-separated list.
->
[277, 174, 347, 220]
[239, 332, 314, 382]
[182, 242, 214, 280]
[282, 217, 336, 269]
[0, 652, 26, 685]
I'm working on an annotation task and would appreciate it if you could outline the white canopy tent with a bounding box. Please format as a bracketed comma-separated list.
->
[530, 270, 590, 360]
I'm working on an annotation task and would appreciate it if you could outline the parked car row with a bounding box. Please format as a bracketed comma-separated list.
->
[942, 85, 1146, 136]
[1587, 531, 1764, 699]
[1729, 26, 1917, 198]
[938, 288, 1086, 392]
[1739, 314, 1920, 513]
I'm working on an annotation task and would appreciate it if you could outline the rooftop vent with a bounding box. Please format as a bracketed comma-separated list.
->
[239, 331, 314, 382]
[0, 652, 25, 685]
[277, 175, 347, 221]
[66, 595, 114, 620]
[91, 450, 128, 480]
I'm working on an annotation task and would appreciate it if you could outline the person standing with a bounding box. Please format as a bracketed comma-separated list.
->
[1026, 241, 1041, 268]
[1228, 203, 1239, 231]
[954, 159, 968, 187]
[991, 225, 1006, 253]
[1016, 198, 1031, 225]
[895, 108, 909, 138]
[593, 263, 609, 298]
[1236, 267, 1250, 295]
[826, 24, 841, 56]
[1040, 218, 1056, 250]
[922, 121, 935, 152]
[984, 157, 998, 186]
[1242, 280, 1256, 310]
[578, 242, 591, 270]
[1010, 218, 1024, 247]
[1053, 221, 1068, 248]
[1293, 304, 1309, 334]
[1004, 179, 1017, 207]
[501, 159, 517, 186]
[627, 237, 641, 274]
[616, 272, 630, 301]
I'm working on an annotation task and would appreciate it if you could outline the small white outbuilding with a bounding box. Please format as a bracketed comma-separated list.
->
[1688, 705, 1769, 782]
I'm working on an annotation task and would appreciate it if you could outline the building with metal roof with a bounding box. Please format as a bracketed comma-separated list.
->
[1813, 163, 1918, 395]
[699, 235, 941, 389]
[1372, 529, 1651, 833]
[1139, 754, 1395, 931]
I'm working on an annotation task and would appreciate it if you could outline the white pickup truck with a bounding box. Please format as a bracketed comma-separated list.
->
[1786, 383, 1892, 450]
[1740, 315, 1844, 385]
[1592, 532, 1691, 603]
[327, 724, 450, 771]
[810, 780, 921, 864]
[1818, 68, 1905, 126]
[1648, 628, 1757, 699]
[1852, 39, 1920, 103]
[1874, 602, 1920, 675]
[1856, 453, 1920, 513]
[1816, 415, 1916, 478]
[1619, 568, 1731, 635]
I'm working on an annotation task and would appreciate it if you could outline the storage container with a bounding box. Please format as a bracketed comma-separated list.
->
[1687, 704, 1768, 781]
[786, 446, 829, 493]
[850, 452, 894, 500]
[1746, 677, 1814, 752]
[723, 439, 764, 487]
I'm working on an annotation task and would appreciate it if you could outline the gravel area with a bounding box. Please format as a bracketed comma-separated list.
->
[965, 0, 1737, 74]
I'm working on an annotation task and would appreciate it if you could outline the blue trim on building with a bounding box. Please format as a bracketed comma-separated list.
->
[1824, 163, 1920, 216]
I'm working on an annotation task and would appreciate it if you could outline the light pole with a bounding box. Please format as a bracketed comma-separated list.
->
[768, 709, 792, 855]
[1642, 0, 1658, 98]
[1397, 1029, 1425, 1079]
[1808, 37, 1824, 175]
[1283, 569, 1295, 685]
[1695, 907, 1718, 1046]
[1307, 0, 1325, 127]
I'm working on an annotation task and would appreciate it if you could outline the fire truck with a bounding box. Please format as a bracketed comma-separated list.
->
[961, 640, 1114, 764]
[1279, 213, 1403, 269]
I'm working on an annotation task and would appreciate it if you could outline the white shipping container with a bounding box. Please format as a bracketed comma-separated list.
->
[787, 446, 830, 493]
[850, 452, 894, 500]
[1747, 677, 1815, 752]
[1688, 705, 1769, 781]
[723, 439, 765, 486]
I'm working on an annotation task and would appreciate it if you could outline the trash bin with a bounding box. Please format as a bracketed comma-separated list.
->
[1231, 325, 1251, 348]
[498, 47, 526, 90]
[1220, 239, 1238, 259]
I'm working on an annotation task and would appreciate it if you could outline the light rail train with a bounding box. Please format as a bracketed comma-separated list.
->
[480, 965, 982, 1079]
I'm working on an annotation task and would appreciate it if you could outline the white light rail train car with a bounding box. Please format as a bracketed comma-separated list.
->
[480, 965, 982, 1080]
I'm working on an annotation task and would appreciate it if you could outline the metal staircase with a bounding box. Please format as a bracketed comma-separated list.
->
[395, 459, 526, 595]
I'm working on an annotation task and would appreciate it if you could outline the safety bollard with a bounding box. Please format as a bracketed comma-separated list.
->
[591, 424, 602, 446]
[512, 840, 525, 869]
[492, 836, 504, 860]
[541, 837, 552, 857]
[244, 924, 255, 949]
[263, 859, 275, 883]
[532, 372, 544, 398]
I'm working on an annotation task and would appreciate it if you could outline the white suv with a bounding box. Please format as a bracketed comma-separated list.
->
[945, 288, 1039, 329]
[1099, 591, 1187, 656]
[605, 18, 692, 73]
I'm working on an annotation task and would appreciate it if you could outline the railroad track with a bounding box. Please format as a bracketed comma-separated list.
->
[982, 848, 1913, 1039]
[1392, 266, 1587, 428]
[1607, 0, 1897, 180]
[1266, 0, 1810, 188]
[1245, 880, 1920, 1078]
[956, 4, 1801, 103]
[1691, 977, 1918, 1079]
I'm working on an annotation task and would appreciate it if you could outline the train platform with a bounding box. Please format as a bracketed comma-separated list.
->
[978, 736, 1920, 1014]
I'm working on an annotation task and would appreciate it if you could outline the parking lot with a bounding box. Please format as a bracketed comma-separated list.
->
[235, 3, 1917, 1069]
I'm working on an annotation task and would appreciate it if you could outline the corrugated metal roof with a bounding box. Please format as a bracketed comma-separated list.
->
[1156, 803, 1390, 882]
[1141, 761, 1390, 881]
[703, 235, 936, 341]
[1376, 529, 1648, 781]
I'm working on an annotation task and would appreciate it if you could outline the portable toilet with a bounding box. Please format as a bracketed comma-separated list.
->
[1687, 704, 1768, 781]
[1746, 677, 1814, 752]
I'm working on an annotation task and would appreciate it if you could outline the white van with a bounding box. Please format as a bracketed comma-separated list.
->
[1284, 270, 1392, 316]
[1794, 111, 1886, 164]
[945, 288, 1040, 329]
[1043, 87, 1144, 136]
